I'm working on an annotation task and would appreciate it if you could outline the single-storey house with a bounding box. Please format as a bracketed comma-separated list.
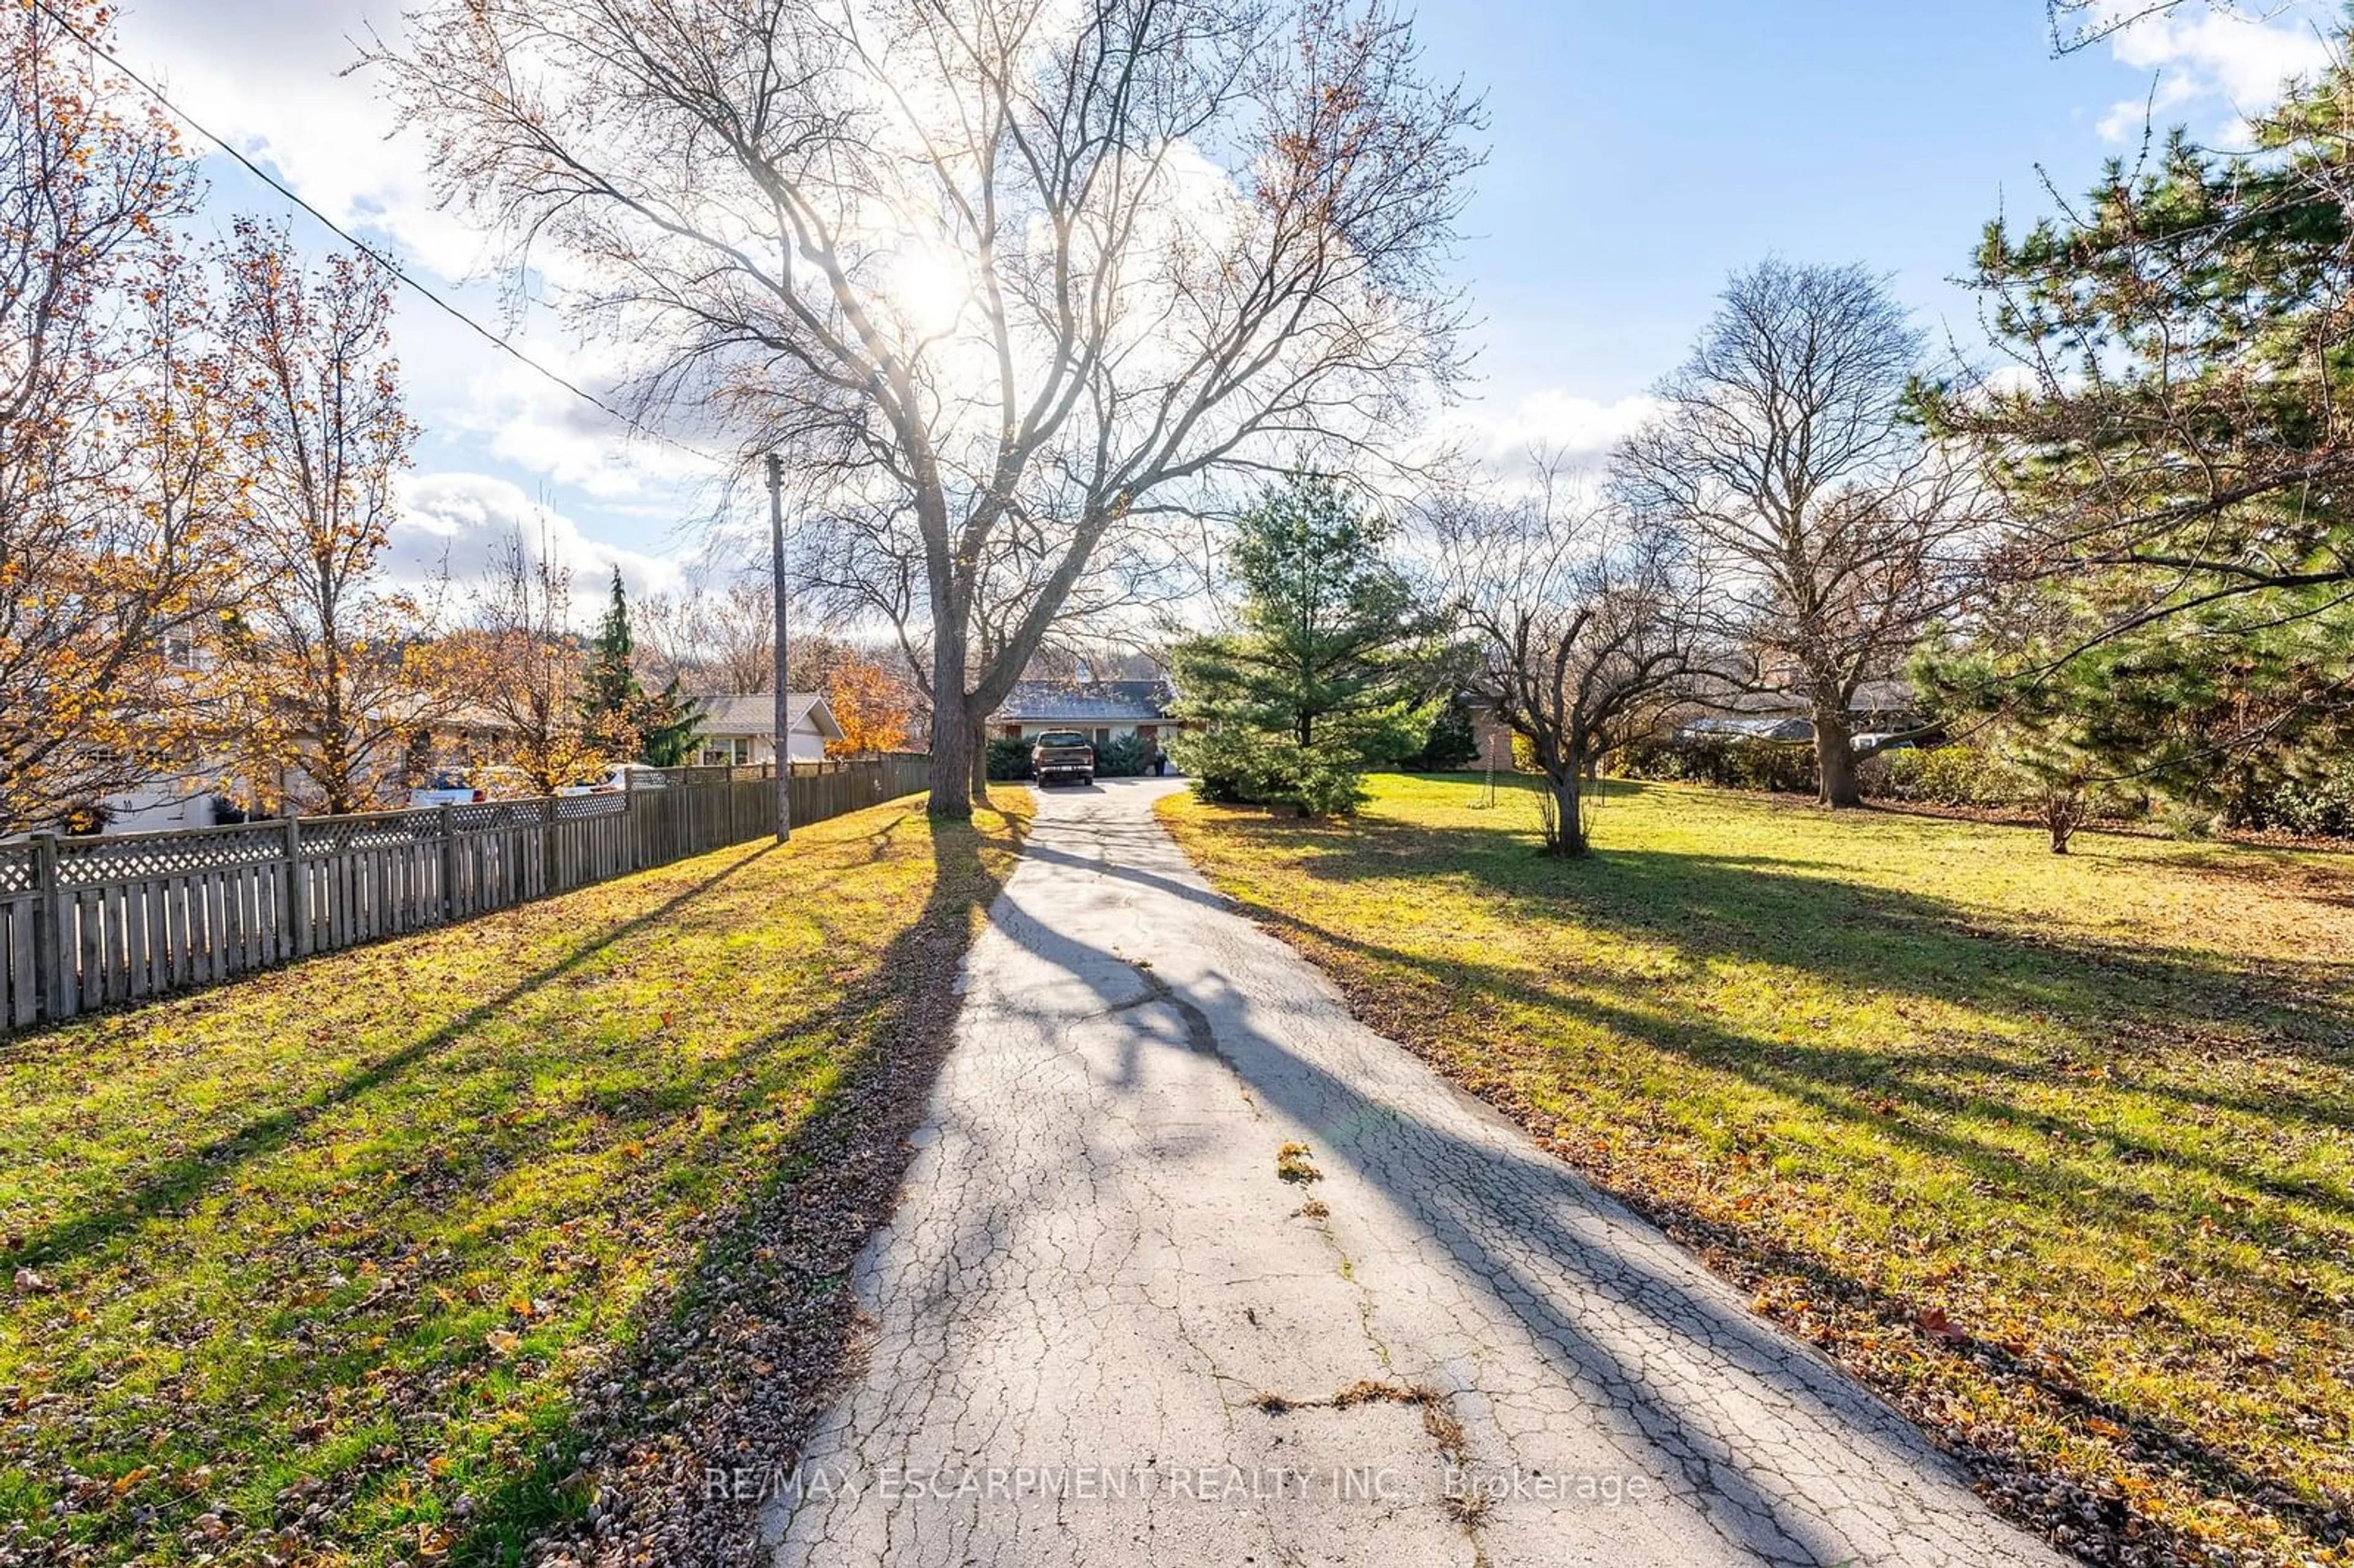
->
[690, 693, 845, 766]
[989, 679, 1188, 750]
[1675, 678, 1927, 746]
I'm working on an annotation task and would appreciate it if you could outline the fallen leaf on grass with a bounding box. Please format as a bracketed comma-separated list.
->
[1917, 1306, 1968, 1342]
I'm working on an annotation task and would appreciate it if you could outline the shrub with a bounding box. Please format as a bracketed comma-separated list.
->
[1858, 744, 2031, 809]
[1613, 734, 1819, 794]
[2219, 760, 2354, 837]
[1095, 733, 1154, 778]
[1403, 694, 1479, 771]
[985, 736, 1034, 780]
[1170, 726, 1367, 816]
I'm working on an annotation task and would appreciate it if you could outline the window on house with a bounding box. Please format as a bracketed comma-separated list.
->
[1094, 727, 1112, 747]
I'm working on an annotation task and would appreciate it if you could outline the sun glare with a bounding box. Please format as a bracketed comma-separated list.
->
[885, 245, 973, 337]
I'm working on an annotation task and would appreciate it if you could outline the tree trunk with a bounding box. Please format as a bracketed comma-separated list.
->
[929, 712, 975, 817]
[1813, 700, 1862, 809]
[2041, 786, 2085, 854]
[1542, 766, 1590, 857]
[926, 608, 975, 816]
[968, 711, 989, 804]
[928, 701, 974, 820]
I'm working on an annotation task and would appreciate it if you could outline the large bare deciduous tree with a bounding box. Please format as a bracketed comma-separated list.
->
[1612, 260, 1982, 808]
[1434, 462, 1702, 856]
[638, 568, 781, 695]
[386, 0, 1482, 815]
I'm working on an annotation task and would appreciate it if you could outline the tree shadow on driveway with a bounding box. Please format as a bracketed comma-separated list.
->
[964, 898, 2038, 1568]
[1161, 800, 2354, 1558]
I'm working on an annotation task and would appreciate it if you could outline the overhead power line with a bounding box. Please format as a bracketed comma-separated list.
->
[31, 0, 728, 471]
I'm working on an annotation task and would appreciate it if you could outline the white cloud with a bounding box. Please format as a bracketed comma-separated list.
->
[452, 354, 722, 501]
[2091, 1, 2336, 141]
[392, 473, 685, 612]
[115, 1, 492, 279]
[1449, 389, 1661, 468]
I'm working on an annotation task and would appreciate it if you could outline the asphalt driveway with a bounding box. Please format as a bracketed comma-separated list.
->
[765, 777, 2062, 1567]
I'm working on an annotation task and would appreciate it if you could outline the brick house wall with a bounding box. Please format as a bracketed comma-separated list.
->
[1469, 704, 1517, 771]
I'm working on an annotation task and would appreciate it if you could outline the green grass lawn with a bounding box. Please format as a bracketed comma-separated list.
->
[0, 790, 1029, 1567]
[1160, 774, 2354, 1568]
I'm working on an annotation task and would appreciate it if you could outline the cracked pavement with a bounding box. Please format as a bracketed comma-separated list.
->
[764, 778, 2065, 1567]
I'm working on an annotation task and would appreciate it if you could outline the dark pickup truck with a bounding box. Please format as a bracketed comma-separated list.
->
[1031, 730, 1096, 786]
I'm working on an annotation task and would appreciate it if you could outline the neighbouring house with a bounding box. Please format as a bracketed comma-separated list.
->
[690, 693, 845, 766]
[1465, 700, 1518, 772]
[94, 691, 476, 835]
[988, 678, 1189, 752]
[1675, 677, 1928, 747]
[96, 772, 233, 835]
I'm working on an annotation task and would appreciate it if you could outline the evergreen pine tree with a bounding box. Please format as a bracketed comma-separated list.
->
[637, 674, 704, 767]
[1167, 473, 1447, 814]
[580, 568, 704, 766]
[580, 568, 642, 758]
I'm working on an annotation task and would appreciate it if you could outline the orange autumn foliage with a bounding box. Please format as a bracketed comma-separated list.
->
[824, 653, 915, 758]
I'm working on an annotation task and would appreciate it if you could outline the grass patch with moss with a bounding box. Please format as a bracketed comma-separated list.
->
[1159, 773, 2354, 1567]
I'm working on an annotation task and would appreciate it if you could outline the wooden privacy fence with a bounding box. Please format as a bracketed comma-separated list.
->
[0, 752, 932, 1032]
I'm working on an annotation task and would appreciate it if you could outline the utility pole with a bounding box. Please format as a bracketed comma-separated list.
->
[767, 452, 791, 843]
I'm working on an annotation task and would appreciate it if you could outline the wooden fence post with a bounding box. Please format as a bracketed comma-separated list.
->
[32, 833, 66, 1023]
[541, 796, 558, 894]
[439, 803, 457, 923]
[283, 816, 306, 959]
[623, 765, 639, 870]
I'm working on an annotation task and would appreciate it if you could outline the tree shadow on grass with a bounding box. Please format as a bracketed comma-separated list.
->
[446, 807, 1026, 1567]
[1078, 805, 2354, 1553]
[1254, 799, 2354, 1067]
[1175, 807, 2354, 1549]
[10, 843, 783, 1275]
[1206, 897, 2354, 1547]
[1, 804, 1028, 1567]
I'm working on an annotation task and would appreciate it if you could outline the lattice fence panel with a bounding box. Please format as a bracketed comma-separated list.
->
[55, 823, 292, 889]
[7, 755, 929, 1030]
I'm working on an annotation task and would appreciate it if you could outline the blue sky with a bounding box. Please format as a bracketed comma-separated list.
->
[110, 0, 2335, 602]
[1432, 2, 2149, 402]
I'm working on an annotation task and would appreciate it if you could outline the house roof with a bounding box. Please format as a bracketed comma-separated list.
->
[991, 679, 1175, 723]
[1690, 676, 1921, 718]
[690, 692, 845, 740]
[1681, 715, 1817, 744]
